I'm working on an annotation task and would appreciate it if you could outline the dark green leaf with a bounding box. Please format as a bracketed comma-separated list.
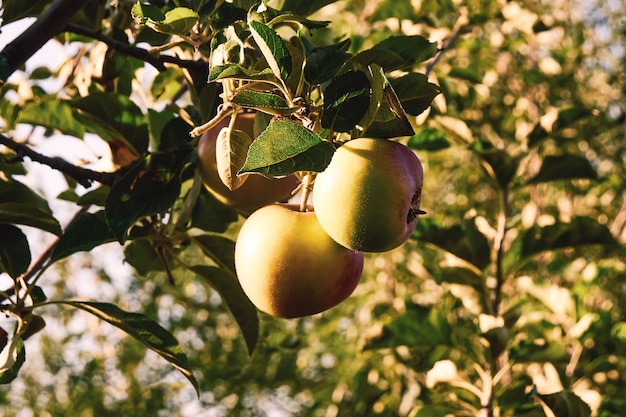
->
[59, 301, 199, 395]
[239, 118, 334, 176]
[517, 216, 617, 258]
[412, 218, 491, 270]
[249, 20, 292, 82]
[372, 35, 438, 67]
[528, 154, 597, 184]
[192, 234, 237, 273]
[553, 107, 592, 130]
[73, 92, 149, 156]
[0, 55, 10, 83]
[361, 82, 415, 138]
[408, 128, 450, 151]
[21, 315, 46, 340]
[189, 265, 259, 355]
[322, 70, 371, 132]
[0, 151, 26, 177]
[364, 303, 452, 350]
[278, 0, 337, 16]
[528, 123, 549, 147]
[0, 178, 53, 213]
[232, 90, 296, 115]
[123, 239, 163, 276]
[510, 339, 570, 363]
[347, 49, 406, 73]
[448, 67, 483, 84]
[190, 191, 238, 233]
[50, 211, 117, 262]
[535, 390, 591, 417]
[16, 100, 85, 138]
[390, 73, 441, 116]
[1, 0, 49, 24]
[471, 141, 523, 188]
[304, 48, 351, 85]
[0, 203, 61, 235]
[0, 224, 30, 279]
[106, 149, 193, 243]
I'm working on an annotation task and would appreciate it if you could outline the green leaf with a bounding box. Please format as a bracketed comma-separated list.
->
[50, 211, 117, 263]
[372, 35, 438, 68]
[364, 303, 452, 350]
[16, 100, 85, 138]
[0, 336, 25, 385]
[132, 3, 199, 36]
[189, 265, 259, 355]
[59, 301, 199, 395]
[123, 239, 163, 276]
[390, 73, 441, 116]
[412, 218, 491, 270]
[249, 20, 292, 82]
[448, 67, 483, 84]
[517, 216, 617, 258]
[304, 47, 351, 85]
[528, 154, 597, 184]
[553, 106, 592, 130]
[209, 64, 277, 82]
[278, 0, 337, 16]
[190, 191, 239, 233]
[408, 128, 450, 151]
[471, 140, 523, 188]
[267, 14, 330, 30]
[510, 339, 570, 363]
[361, 81, 414, 138]
[192, 234, 237, 274]
[528, 123, 549, 147]
[535, 390, 591, 417]
[347, 49, 406, 73]
[0, 55, 10, 83]
[0, 0, 49, 24]
[322, 70, 371, 132]
[232, 90, 296, 115]
[0, 178, 53, 213]
[105, 149, 193, 243]
[0, 151, 26, 177]
[0, 203, 61, 235]
[0, 224, 31, 279]
[239, 118, 334, 176]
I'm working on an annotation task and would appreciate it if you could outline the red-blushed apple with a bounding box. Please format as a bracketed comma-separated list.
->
[197, 113, 300, 212]
[313, 138, 424, 252]
[234, 204, 364, 318]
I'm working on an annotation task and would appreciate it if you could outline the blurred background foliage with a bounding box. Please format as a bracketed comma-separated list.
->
[0, 0, 625, 416]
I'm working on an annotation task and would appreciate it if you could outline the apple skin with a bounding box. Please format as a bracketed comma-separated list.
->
[313, 138, 424, 252]
[234, 204, 364, 318]
[197, 113, 300, 211]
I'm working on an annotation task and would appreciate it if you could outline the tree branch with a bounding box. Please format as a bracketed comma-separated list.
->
[64, 23, 209, 73]
[0, 133, 122, 187]
[0, 0, 87, 79]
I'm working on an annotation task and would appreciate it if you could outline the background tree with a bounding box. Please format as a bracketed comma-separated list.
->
[0, 0, 624, 416]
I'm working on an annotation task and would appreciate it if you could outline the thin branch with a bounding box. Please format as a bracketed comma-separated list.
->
[0, 133, 121, 187]
[0, 0, 87, 78]
[64, 23, 209, 73]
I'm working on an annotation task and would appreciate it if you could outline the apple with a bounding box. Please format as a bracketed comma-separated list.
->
[313, 138, 424, 252]
[197, 113, 300, 211]
[234, 204, 364, 318]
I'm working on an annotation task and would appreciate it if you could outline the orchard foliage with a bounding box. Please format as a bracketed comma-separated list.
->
[0, 0, 624, 416]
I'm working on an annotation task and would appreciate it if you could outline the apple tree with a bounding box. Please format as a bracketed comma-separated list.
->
[0, 0, 625, 416]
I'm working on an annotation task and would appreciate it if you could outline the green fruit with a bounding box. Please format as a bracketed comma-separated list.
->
[234, 204, 364, 318]
[313, 138, 424, 252]
[197, 113, 299, 211]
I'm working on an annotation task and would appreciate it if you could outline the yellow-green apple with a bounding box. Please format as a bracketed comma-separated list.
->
[197, 113, 300, 211]
[234, 204, 364, 318]
[313, 138, 424, 252]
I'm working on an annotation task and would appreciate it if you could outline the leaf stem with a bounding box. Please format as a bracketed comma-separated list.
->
[299, 172, 314, 212]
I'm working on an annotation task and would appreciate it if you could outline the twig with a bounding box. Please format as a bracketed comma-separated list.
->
[0, 133, 121, 187]
[64, 23, 209, 73]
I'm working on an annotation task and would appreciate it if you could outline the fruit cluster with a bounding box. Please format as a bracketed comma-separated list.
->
[198, 114, 424, 318]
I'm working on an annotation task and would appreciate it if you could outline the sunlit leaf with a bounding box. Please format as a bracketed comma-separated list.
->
[132, 4, 199, 36]
[0, 336, 25, 385]
[249, 20, 292, 82]
[528, 154, 597, 184]
[50, 211, 117, 262]
[17, 100, 85, 138]
[408, 128, 450, 151]
[232, 90, 296, 115]
[322, 70, 371, 132]
[0, 224, 30, 279]
[0, 203, 61, 235]
[59, 301, 199, 395]
[188, 265, 259, 355]
[209, 64, 277, 82]
[215, 127, 252, 191]
[535, 389, 591, 417]
[239, 118, 334, 176]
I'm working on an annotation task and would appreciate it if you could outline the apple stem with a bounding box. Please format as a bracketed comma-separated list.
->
[299, 172, 315, 212]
